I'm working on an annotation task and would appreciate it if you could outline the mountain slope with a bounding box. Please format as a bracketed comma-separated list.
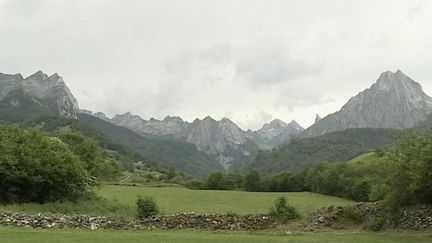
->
[0, 71, 79, 122]
[78, 113, 223, 175]
[235, 128, 398, 174]
[111, 113, 258, 169]
[302, 70, 432, 137]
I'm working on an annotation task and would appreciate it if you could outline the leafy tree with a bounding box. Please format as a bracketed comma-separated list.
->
[206, 172, 223, 189]
[243, 170, 261, 191]
[57, 132, 120, 180]
[0, 125, 91, 203]
[371, 129, 432, 209]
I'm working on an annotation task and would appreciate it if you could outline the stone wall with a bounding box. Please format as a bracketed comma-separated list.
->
[311, 203, 432, 231]
[0, 212, 274, 231]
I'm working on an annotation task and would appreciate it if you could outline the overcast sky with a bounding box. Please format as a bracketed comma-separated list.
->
[1, 0, 432, 130]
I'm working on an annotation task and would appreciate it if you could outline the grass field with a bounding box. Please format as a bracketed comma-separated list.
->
[98, 185, 355, 216]
[1, 226, 431, 243]
[0, 185, 355, 218]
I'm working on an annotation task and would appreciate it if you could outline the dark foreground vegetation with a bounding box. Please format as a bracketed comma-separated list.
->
[0, 124, 119, 203]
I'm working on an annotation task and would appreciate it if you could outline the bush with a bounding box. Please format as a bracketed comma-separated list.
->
[367, 215, 386, 231]
[343, 206, 364, 224]
[269, 196, 299, 223]
[0, 125, 92, 203]
[136, 197, 158, 219]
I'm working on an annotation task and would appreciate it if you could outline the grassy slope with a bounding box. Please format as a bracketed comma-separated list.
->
[345, 152, 388, 174]
[237, 128, 397, 174]
[0, 185, 355, 217]
[1, 227, 431, 243]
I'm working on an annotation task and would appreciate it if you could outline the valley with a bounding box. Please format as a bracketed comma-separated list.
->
[1, 69, 432, 241]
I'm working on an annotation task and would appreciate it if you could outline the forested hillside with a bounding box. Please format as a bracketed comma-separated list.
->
[235, 128, 398, 174]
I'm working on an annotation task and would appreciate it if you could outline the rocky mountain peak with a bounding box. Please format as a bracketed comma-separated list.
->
[251, 118, 304, 149]
[270, 119, 288, 127]
[0, 72, 23, 80]
[374, 70, 419, 92]
[0, 71, 79, 118]
[0, 73, 24, 100]
[315, 114, 322, 123]
[112, 112, 143, 122]
[203, 116, 216, 122]
[27, 71, 49, 80]
[163, 115, 184, 123]
[219, 117, 237, 125]
[302, 70, 432, 137]
[288, 120, 303, 130]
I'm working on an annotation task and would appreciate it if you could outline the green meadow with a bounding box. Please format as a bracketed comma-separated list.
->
[0, 185, 355, 218]
[1, 227, 431, 243]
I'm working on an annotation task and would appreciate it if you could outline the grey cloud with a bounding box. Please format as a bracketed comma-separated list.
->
[234, 45, 323, 88]
[1, 0, 431, 129]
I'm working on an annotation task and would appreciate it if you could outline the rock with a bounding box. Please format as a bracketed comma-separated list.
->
[302, 70, 432, 137]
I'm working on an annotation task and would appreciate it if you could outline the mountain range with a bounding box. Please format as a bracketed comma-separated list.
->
[84, 110, 303, 169]
[1, 69, 432, 175]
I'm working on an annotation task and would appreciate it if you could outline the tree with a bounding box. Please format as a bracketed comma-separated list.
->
[243, 170, 261, 191]
[57, 132, 120, 180]
[371, 129, 432, 209]
[0, 125, 91, 203]
[206, 172, 223, 189]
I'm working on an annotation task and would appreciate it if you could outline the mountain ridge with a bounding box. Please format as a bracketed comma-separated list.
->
[301, 70, 432, 137]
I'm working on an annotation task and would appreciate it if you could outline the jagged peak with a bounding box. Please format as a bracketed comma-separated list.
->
[377, 69, 411, 84]
[113, 112, 145, 122]
[315, 114, 322, 123]
[288, 120, 303, 130]
[0, 72, 23, 80]
[269, 119, 288, 127]
[203, 116, 216, 122]
[27, 70, 48, 80]
[371, 70, 426, 95]
[220, 117, 235, 123]
[163, 115, 184, 123]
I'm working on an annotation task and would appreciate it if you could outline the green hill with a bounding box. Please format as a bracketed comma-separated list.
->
[77, 114, 223, 175]
[235, 128, 398, 174]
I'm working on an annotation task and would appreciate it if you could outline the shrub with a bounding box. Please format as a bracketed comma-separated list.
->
[367, 215, 386, 231]
[0, 125, 92, 203]
[136, 197, 158, 219]
[343, 206, 364, 224]
[269, 196, 300, 223]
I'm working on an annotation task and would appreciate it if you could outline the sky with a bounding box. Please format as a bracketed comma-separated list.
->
[1, 0, 432, 130]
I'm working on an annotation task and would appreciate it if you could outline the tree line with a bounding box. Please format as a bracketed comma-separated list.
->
[181, 129, 432, 209]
